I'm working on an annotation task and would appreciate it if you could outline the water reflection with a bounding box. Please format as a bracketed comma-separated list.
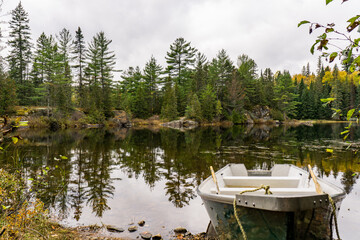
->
[0, 124, 359, 235]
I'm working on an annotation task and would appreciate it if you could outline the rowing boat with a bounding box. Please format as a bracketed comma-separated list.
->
[197, 164, 345, 240]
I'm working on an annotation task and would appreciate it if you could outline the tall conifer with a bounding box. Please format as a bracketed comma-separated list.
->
[7, 2, 32, 105]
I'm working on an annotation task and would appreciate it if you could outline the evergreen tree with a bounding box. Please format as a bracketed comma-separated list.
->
[143, 56, 163, 115]
[200, 84, 217, 121]
[191, 52, 208, 93]
[30, 33, 49, 106]
[0, 73, 17, 115]
[185, 93, 202, 121]
[56, 28, 74, 114]
[237, 54, 258, 109]
[225, 70, 245, 117]
[117, 66, 143, 113]
[132, 82, 149, 118]
[262, 68, 275, 107]
[296, 78, 305, 119]
[85, 32, 116, 118]
[165, 37, 197, 115]
[208, 49, 234, 101]
[7, 2, 32, 105]
[161, 81, 178, 120]
[274, 71, 299, 119]
[73, 27, 87, 108]
[31, 34, 62, 112]
[329, 65, 342, 119]
[165, 37, 197, 85]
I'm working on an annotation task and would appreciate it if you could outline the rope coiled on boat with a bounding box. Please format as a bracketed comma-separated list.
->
[233, 184, 273, 240]
[328, 195, 341, 240]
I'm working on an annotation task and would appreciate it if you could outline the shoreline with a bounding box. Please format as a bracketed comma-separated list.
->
[3, 114, 356, 132]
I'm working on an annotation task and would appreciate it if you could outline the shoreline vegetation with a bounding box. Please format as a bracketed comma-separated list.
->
[2, 106, 354, 133]
[4, 107, 356, 131]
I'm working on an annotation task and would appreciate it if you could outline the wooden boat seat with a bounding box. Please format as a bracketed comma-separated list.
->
[222, 176, 300, 188]
[211, 187, 317, 195]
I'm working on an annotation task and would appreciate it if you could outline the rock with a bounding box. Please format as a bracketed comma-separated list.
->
[140, 231, 152, 239]
[152, 234, 162, 240]
[161, 118, 198, 130]
[174, 227, 187, 234]
[84, 124, 103, 128]
[184, 232, 192, 237]
[244, 113, 254, 124]
[138, 220, 145, 226]
[110, 110, 132, 127]
[70, 109, 86, 121]
[106, 225, 124, 233]
[128, 225, 138, 232]
[251, 105, 271, 120]
[183, 120, 198, 128]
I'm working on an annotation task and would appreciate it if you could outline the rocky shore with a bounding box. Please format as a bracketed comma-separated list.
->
[71, 223, 217, 240]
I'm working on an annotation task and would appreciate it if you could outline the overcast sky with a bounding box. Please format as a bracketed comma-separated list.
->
[1, 0, 359, 77]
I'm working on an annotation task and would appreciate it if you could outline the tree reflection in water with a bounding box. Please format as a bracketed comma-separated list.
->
[0, 124, 359, 222]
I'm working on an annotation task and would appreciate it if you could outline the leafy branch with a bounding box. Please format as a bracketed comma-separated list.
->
[298, 0, 360, 72]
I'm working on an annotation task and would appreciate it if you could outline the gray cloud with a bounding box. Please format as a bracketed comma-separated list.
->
[2, 0, 359, 76]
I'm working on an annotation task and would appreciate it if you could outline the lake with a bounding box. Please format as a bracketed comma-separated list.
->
[1, 123, 359, 239]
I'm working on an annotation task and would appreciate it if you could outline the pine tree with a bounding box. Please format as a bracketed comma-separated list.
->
[200, 84, 217, 121]
[0, 73, 17, 115]
[274, 71, 299, 119]
[73, 27, 87, 108]
[185, 93, 202, 121]
[85, 32, 116, 118]
[296, 78, 305, 119]
[30, 33, 49, 106]
[262, 68, 275, 108]
[330, 65, 342, 119]
[165, 38, 197, 115]
[165, 37, 197, 85]
[191, 52, 208, 93]
[7, 2, 32, 105]
[132, 82, 149, 118]
[208, 49, 234, 102]
[237, 54, 258, 109]
[56, 28, 74, 114]
[161, 81, 178, 120]
[143, 56, 163, 115]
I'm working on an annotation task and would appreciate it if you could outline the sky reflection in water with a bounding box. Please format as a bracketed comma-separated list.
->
[1, 124, 359, 239]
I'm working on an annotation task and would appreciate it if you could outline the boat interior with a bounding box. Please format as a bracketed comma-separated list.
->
[206, 164, 341, 197]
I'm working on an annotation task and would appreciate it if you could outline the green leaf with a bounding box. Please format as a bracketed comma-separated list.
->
[341, 130, 350, 135]
[329, 52, 338, 63]
[326, 0, 334, 5]
[310, 42, 317, 54]
[326, 148, 334, 153]
[2, 205, 10, 210]
[298, 20, 310, 27]
[349, 63, 356, 73]
[0, 147, 3, 150]
[352, 173, 357, 177]
[12, 137, 18, 144]
[18, 121, 28, 127]
[347, 15, 360, 24]
[60, 155, 68, 160]
[347, 109, 355, 121]
[320, 98, 335, 103]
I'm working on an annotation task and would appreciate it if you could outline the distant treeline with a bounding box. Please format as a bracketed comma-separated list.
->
[1, 2, 359, 123]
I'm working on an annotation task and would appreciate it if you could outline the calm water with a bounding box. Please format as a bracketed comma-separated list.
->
[1, 124, 359, 239]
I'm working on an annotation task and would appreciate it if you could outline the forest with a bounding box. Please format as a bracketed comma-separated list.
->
[1, 2, 359, 124]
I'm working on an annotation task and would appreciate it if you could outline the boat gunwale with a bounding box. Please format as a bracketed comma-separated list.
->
[197, 163, 346, 211]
